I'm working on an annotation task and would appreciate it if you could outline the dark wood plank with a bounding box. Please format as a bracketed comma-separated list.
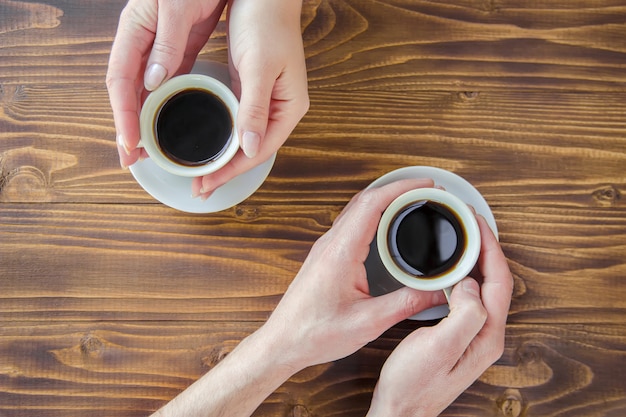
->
[2, 88, 625, 204]
[1, 321, 625, 416]
[1, 202, 625, 323]
[303, 0, 626, 91]
[2, 0, 625, 89]
[0, 203, 323, 321]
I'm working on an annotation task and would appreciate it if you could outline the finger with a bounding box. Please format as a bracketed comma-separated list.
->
[191, 176, 203, 198]
[428, 278, 488, 369]
[235, 61, 277, 158]
[176, 3, 227, 76]
[445, 218, 512, 378]
[331, 189, 365, 226]
[196, 94, 308, 195]
[145, 1, 226, 86]
[197, 151, 262, 195]
[116, 133, 142, 169]
[108, 81, 142, 161]
[476, 215, 513, 332]
[143, 4, 194, 91]
[330, 179, 436, 255]
[106, 2, 156, 155]
[333, 178, 435, 227]
[357, 287, 447, 333]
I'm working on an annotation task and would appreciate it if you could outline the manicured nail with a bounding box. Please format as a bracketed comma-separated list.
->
[199, 182, 211, 195]
[144, 63, 167, 91]
[116, 134, 131, 156]
[191, 184, 201, 198]
[120, 159, 128, 170]
[242, 131, 260, 158]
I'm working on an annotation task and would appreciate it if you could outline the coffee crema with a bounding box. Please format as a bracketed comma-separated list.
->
[155, 89, 232, 166]
[388, 200, 466, 278]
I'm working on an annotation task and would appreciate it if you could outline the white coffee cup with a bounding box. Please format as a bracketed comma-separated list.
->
[376, 188, 481, 300]
[138, 74, 240, 177]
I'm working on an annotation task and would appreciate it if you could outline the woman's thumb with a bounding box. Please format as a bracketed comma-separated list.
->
[236, 71, 273, 159]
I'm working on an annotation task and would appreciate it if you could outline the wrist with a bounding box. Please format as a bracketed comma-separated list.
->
[367, 386, 431, 417]
[252, 317, 310, 374]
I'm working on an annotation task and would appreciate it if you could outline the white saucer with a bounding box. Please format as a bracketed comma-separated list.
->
[129, 60, 275, 213]
[129, 154, 275, 213]
[364, 166, 498, 320]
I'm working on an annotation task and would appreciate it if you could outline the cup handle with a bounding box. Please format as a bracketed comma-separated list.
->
[443, 287, 453, 304]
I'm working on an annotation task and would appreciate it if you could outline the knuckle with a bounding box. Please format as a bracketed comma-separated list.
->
[468, 297, 488, 323]
[120, 1, 151, 29]
[401, 291, 428, 319]
[355, 188, 378, 208]
[151, 40, 179, 59]
[242, 102, 269, 123]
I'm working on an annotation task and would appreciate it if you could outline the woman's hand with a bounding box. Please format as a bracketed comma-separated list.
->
[106, 0, 229, 169]
[192, 0, 309, 199]
[106, 0, 309, 194]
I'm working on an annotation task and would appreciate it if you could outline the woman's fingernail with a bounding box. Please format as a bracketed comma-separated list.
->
[120, 159, 128, 170]
[116, 134, 131, 156]
[242, 131, 260, 158]
[144, 63, 167, 91]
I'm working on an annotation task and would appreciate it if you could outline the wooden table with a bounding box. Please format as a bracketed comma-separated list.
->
[1, 1, 625, 416]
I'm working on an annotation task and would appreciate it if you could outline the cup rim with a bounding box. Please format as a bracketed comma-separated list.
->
[139, 74, 240, 177]
[376, 187, 481, 291]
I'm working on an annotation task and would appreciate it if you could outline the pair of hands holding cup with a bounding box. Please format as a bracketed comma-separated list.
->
[106, 0, 308, 199]
[151, 178, 514, 417]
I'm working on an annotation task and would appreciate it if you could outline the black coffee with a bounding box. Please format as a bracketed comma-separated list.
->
[155, 89, 232, 166]
[389, 201, 466, 278]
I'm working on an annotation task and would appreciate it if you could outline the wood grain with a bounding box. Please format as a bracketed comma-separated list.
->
[2, 0, 625, 89]
[2, 88, 625, 204]
[1, 0, 626, 416]
[302, 0, 626, 91]
[1, 202, 625, 324]
[1, 322, 625, 417]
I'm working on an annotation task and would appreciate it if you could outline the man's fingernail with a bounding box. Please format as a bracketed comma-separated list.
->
[144, 63, 167, 91]
[462, 279, 480, 297]
[117, 134, 131, 156]
[242, 131, 260, 158]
